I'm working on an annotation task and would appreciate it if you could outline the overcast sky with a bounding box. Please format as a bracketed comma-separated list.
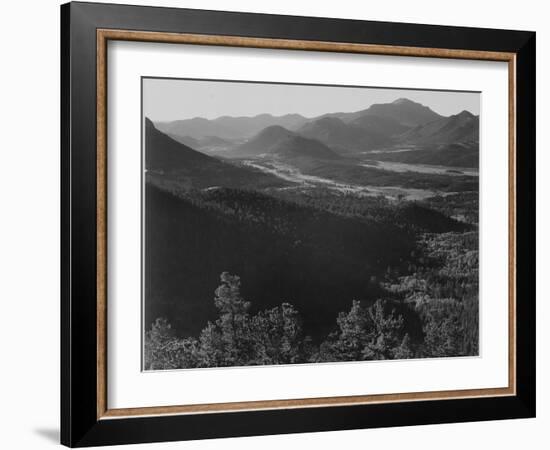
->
[143, 78, 480, 122]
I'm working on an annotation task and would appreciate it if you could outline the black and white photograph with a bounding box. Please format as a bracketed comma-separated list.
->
[142, 78, 480, 370]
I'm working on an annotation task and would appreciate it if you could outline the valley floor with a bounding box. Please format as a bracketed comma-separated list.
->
[241, 157, 477, 201]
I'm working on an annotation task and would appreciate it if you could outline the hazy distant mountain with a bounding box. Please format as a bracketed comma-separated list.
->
[232, 125, 341, 159]
[156, 117, 235, 140]
[154, 98, 441, 143]
[397, 110, 479, 145]
[290, 99, 444, 153]
[198, 135, 234, 148]
[350, 114, 411, 137]
[312, 98, 442, 127]
[145, 118, 289, 188]
[154, 98, 475, 157]
[165, 133, 201, 148]
[358, 98, 444, 127]
[156, 113, 308, 140]
[215, 114, 309, 136]
[297, 117, 390, 153]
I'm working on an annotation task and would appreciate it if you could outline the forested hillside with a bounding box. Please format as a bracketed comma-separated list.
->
[145, 180, 414, 339]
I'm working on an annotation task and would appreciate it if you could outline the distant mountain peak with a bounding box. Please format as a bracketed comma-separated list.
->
[232, 124, 340, 160]
[300, 116, 348, 133]
[396, 107, 479, 146]
[361, 98, 443, 127]
[455, 110, 475, 118]
[392, 98, 416, 105]
[255, 125, 295, 139]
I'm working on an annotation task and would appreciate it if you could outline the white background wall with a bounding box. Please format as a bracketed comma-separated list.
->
[0, 0, 546, 448]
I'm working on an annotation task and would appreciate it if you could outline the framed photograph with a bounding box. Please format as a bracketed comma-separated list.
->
[61, 2, 536, 447]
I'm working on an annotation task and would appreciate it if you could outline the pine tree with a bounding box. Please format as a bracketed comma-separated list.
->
[250, 303, 307, 365]
[333, 300, 370, 361]
[363, 300, 405, 360]
[187, 272, 256, 367]
[421, 301, 464, 358]
[318, 299, 409, 362]
[197, 322, 225, 367]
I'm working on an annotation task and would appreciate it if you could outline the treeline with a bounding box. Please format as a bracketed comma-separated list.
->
[420, 192, 479, 225]
[268, 187, 471, 234]
[144, 271, 477, 370]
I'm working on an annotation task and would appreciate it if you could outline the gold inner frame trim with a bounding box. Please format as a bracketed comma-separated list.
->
[96, 28, 517, 420]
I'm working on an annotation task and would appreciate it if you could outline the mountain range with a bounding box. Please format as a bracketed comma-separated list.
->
[396, 110, 479, 145]
[156, 113, 309, 140]
[354, 97, 444, 127]
[154, 98, 478, 160]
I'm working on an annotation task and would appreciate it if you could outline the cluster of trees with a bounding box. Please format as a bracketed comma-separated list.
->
[418, 297, 478, 357]
[144, 269, 477, 371]
[314, 299, 414, 362]
[144, 273, 310, 370]
[384, 231, 479, 355]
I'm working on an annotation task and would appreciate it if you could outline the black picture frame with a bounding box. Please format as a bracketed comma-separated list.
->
[61, 1, 536, 447]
